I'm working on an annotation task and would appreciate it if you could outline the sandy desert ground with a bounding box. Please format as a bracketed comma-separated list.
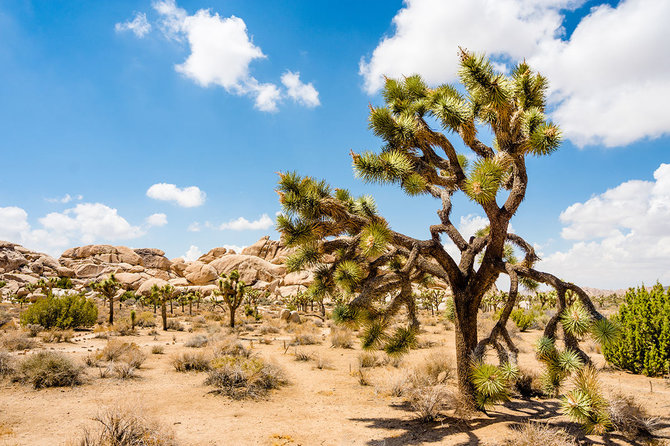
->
[1, 304, 669, 446]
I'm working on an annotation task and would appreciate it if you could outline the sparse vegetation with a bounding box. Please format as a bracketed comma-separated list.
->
[15, 351, 82, 388]
[206, 355, 286, 399]
[330, 327, 353, 348]
[499, 422, 576, 446]
[72, 407, 178, 445]
[171, 351, 210, 372]
[1, 331, 37, 351]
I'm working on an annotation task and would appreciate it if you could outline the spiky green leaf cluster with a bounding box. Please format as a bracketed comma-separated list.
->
[383, 326, 417, 356]
[536, 336, 584, 397]
[470, 360, 517, 409]
[359, 221, 391, 258]
[561, 366, 611, 434]
[561, 302, 593, 338]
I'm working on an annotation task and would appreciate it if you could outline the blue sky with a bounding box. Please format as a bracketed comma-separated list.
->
[1, 0, 668, 289]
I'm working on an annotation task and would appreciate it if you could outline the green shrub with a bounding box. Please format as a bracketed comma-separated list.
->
[603, 284, 670, 377]
[0, 280, 6, 288]
[205, 355, 286, 399]
[15, 351, 82, 388]
[510, 308, 535, 332]
[54, 277, 73, 289]
[20, 293, 98, 329]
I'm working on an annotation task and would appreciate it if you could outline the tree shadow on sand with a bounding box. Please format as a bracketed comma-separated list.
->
[350, 398, 670, 446]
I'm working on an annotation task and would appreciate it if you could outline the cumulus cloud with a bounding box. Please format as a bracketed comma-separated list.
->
[218, 214, 274, 231]
[46, 194, 83, 204]
[0, 203, 145, 255]
[147, 0, 318, 112]
[281, 71, 320, 107]
[146, 213, 168, 227]
[115, 12, 152, 38]
[183, 245, 202, 261]
[146, 183, 206, 207]
[539, 163, 670, 288]
[187, 222, 201, 232]
[360, 0, 670, 147]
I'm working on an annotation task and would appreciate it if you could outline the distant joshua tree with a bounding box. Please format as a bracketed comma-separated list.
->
[213, 270, 246, 328]
[93, 274, 121, 325]
[276, 49, 615, 403]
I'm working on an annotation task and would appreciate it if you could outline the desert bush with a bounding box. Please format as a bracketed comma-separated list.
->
[608, 392, 658, 439]
[315, 355, 333, 370]
[210, 336, 251, 358]
[330, 327, 353, 349]
[406, 385, 453, 422]
[0, 351, 14, 376]
[164, 319, 184, 331]
[72, 407, 178, 446]
[151, 345, 164, 355]
[259, 321, 281, 335]
[603, 284, 670, 377]
[98, 341, 146, 368]
[205, 355, 286, 399]
[113, 362, 136, 380]
[413, 351, 452, 385]
[499, 422, 576, 446]
[171, 351, 210, 372]
[16, 351, 82, 388]
[113, 321, 136, 336]
[514, 368, 543, 398]
[41, 329, 74, 343]
[358, 352, 386, 368]
[20, 293, 97, 329]
[0, 331, 37, 351]
[26, 323, 44, 337]
[184, 335, 208, 348]
[134, 311, 156, 328]
[510, 308, 535, 331]
[294, 350, 313, 362]
[0, 309, 12, 327]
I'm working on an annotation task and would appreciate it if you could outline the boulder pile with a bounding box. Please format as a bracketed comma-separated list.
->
[0, 236, 312, 301]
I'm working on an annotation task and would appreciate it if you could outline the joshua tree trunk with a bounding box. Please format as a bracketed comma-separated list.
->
[228, 304, 236, 328]
[453, 294, 479, 398]
[170, 299, 173, 315]
[153, 302, 157, 314]
[189, 301, 192, 316]
[108, 295, 114, 325]
[161, 300, 168, 331]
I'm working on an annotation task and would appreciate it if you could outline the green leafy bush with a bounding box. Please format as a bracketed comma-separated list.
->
[20, 293, 98, 329]
[510, 308, 535, 331]
[603, 284, 670, 377]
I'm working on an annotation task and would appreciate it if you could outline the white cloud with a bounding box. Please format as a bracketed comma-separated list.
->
[218, 214, 274, 231]
[187, 222, 201, 232]
[360, 0, 670, 148]
[221, 244, 245, 253]
[539, 163, 670, 288]
[184, 245, 202, 261]
[146, 213, 168, 227]
[115, 12, 152, 38]
[146, 183, 206, 207]
[143, 0, 318, 112]
[281, 71, 320, 107]
[0, 203, 145, 256]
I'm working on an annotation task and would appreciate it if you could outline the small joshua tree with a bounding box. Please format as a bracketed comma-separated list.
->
[151, 284, 176, 331]
[276, 49, 615, 402]
[213, 270, 246, 328]
[93, 274, 121, 325]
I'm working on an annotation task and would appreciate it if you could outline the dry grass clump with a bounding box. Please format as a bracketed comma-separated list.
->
[112, 362, 137, 380]
[113, 321, 137, 337]
[259, 320, 281, 335]
[134, 311, 157, 328]
[171, 351, 210, 372]
[294, 350, 313, 362]
[515, 368, 544, 398]
[15, 351, 82, 388]
[184, 335, 208, 348]
[498, 422, 576, 446]
[41, 328, 74, 343]
[72, 407, 178, 446]
[0, 351, 14, 377]
[205, 355, 287, 399]
[411, 351, 452, 385]
[608, 392, 659, 439]
[358, 352, 387, 368]
[0, 331, 37, 351]
[210, 336, 251, 358]
[150, 345, 164, 355]
[165, 319, 184, 331]
[315, 355, 333, 370]
[98, 341, 146, 368]
[330, 327, 353, 349]
[406, 385, 454, 422]
[290, 324, 320, 345]
[205, 323, 222, 335]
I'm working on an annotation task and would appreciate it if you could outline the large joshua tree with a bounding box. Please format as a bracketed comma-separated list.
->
[276, 50, 610, 400]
